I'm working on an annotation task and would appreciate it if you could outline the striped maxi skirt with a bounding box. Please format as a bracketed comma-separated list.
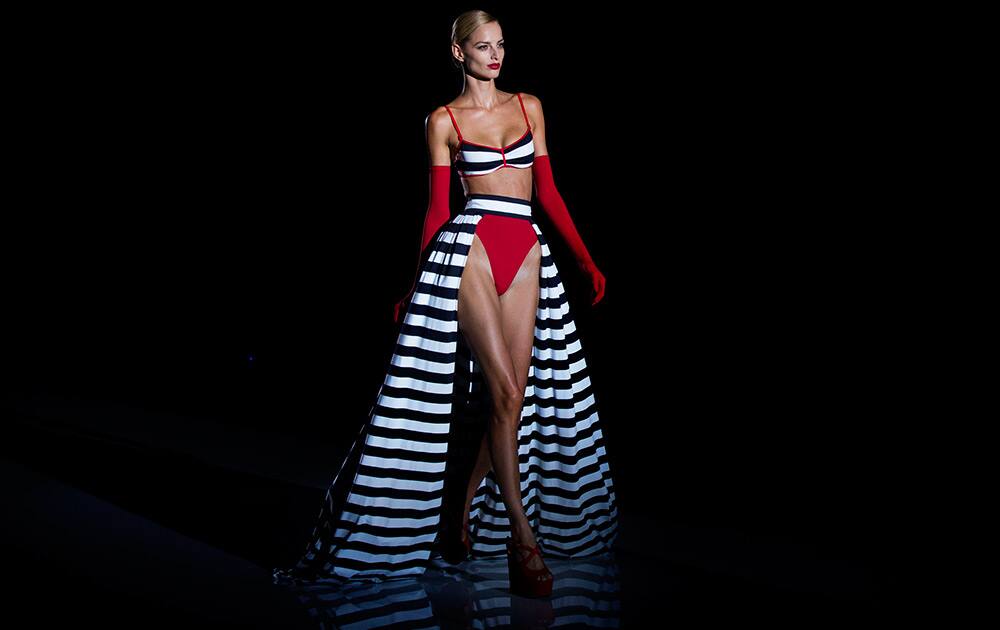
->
[273, 192, 620, 585]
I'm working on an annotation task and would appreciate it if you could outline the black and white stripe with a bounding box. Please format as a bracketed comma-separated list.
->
[274, 193, 620, 585]
[454, 131, 535, 178]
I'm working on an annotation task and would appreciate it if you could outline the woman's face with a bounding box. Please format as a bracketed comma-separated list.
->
[458, 22, 504, 77]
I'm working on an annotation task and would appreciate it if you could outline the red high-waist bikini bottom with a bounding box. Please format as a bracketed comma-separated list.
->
[473, 214, 539, 296]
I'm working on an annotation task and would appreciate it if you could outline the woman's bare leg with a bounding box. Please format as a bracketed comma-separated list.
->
[462, 242, 541, 527]
[463, 431, 491, 529]
[457, 232, 543, 569]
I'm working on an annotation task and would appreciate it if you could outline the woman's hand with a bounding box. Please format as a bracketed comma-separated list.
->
[393, 287, 415, 324]
[579, 260, 606, 306]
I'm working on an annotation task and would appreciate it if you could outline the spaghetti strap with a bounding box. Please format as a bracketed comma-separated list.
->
[516, 92, 531, 131]
[443, 105, 463, 141]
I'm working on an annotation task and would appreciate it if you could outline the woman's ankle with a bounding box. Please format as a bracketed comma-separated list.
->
[511, 522, 535, 546]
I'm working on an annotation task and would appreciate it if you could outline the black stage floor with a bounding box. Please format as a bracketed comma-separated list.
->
[4, 394, 899, 628]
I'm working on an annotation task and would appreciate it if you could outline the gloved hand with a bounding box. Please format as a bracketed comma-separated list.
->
[393, 284, 416, 324]
[579, 259, 606, 306]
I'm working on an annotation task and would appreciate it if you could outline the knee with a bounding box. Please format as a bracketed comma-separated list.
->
[490, 381, 525, 423]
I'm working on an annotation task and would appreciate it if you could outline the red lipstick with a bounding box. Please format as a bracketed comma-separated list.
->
[488, 63, 500, 69]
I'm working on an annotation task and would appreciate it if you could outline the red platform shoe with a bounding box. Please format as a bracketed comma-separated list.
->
[506, 538, 554, 598]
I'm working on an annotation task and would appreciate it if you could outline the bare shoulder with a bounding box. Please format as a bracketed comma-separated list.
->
[425, 105, 453, 130]
[517, 91, 541, 106]
[425, 106, 456, 140]
[517, 92, 545, 117]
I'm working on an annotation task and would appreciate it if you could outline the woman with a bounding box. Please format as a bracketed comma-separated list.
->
[274, 10, 618, 599]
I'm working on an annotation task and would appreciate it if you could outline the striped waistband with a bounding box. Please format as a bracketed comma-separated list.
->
[461, 193, 533, 220]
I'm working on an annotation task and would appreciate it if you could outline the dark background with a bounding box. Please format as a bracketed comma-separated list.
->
[7, 4, 944, 602]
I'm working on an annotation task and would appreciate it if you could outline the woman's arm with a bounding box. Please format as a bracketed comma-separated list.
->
[525, 94, 606, 305]
[420, 109, 455, 254]
[394, 109, 454, 323]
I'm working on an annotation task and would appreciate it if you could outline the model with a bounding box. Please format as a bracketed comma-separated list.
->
[273, 10, 619, 599]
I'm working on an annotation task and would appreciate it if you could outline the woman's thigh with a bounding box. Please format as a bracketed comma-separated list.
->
[457, 234, 520, 401]
[498, 240, 542, 393]
[456, 236, 541, 400]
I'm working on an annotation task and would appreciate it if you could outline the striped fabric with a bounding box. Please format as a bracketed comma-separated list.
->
[273, 192, 620, 585]
[446, 92, 535, 178]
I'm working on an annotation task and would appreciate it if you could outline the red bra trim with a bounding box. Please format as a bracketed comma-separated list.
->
[444, 92, 532, 152]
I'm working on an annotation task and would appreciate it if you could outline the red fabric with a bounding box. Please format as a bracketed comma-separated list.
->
[533, 154, 606, 306]
[396, 156, 605, 322]
[420, 165, 453, 255]
[474, 214, 539, 296]
[532, 154, 595, 270]
[395, 165, 451, 323]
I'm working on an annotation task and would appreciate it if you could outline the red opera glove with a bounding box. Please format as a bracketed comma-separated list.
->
[394, 165, 452, 323]
[532, 154, 605, 305]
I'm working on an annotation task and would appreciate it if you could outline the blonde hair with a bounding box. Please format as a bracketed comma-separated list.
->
[451, 10, 498, 70]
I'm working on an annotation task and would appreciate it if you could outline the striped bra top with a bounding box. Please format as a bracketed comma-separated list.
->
[444, 92, 535, 178]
